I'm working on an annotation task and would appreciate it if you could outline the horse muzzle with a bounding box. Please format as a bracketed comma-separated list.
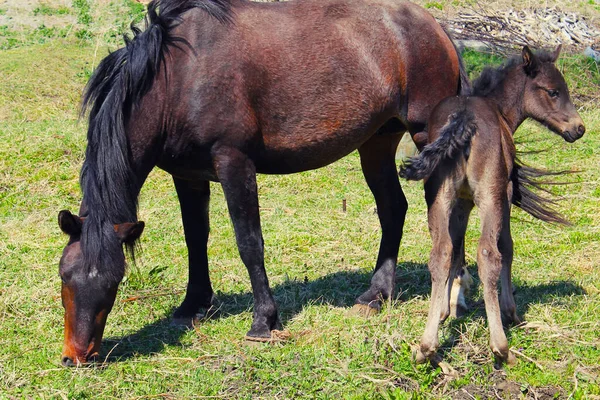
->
[61, 336, 101, 366]
[562, 123, 585, 143]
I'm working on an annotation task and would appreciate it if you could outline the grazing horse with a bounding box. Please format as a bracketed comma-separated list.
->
[57, 0, 469, 366]
[400, 46, 585, 366]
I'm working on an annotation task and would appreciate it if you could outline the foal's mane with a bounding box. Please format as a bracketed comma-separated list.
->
[79, 0, 233, 281]
[472, 50, 557, 97]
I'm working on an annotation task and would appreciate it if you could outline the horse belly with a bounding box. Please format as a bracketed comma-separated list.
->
[255, 121, 385, 174]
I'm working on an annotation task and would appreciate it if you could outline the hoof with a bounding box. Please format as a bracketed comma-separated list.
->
[349, 303, 380, 317]
[412, 343, 439, 365]
[171, 305, 219, 328]
[493, 350, 516, 369]
[245, 316, 284, 341]
[506, 350, 517, 366]
[412, 346, 428, 364]
[244, 329, 291, 343]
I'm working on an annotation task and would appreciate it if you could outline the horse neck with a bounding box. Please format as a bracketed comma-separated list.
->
[486, 67, 528, 135]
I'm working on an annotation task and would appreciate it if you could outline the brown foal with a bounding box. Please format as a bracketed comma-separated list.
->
[401, 45, 585, 366]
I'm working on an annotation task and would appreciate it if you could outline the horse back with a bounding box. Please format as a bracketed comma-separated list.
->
[154, 0, 462, 174]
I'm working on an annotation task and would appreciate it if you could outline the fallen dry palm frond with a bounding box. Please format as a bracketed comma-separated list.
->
[445, 6, 600, 53]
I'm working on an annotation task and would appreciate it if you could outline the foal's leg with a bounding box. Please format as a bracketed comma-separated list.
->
[499, 211, 521, 326]
[418, 180, 455, 362]
[172, 178, 214, 324]
[214, 147, 282, 338]
[447, 198, 474, 318]
[477, 197, 515, 365]
[354, 133, 405, 312]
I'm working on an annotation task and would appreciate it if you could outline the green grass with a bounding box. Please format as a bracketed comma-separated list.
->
[33, 4, 72, 16]
[0, 0, 148, 50]
[1, 21, 600, 400]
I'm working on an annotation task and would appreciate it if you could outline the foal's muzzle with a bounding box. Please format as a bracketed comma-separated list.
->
[562, 123, 585, 143]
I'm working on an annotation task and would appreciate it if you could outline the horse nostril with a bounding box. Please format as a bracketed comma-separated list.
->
[61, 356, 74, 367]
[577, 125, 585, 136]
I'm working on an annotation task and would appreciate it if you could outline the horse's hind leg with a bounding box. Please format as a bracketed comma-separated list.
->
[448, 198, 474, 318]
[354, 133, 405, 313]
[418, 179, 455, 362]
[499, 214, 521, 326]
[477, 197, 515, 366]
[172, 178, 214, 325]
[214, 147, 282, 339]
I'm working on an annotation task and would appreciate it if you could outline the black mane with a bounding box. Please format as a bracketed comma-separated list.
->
[472, 49, 557, 97]
[79, 0, 233, 282]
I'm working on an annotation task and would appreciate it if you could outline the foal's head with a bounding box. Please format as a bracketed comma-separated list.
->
[57, 210, 144, 366]
[520, 46, 585, 142]
[473, 45, 585, 142]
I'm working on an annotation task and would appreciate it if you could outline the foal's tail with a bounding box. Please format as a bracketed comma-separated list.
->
[511, 161, 571, 225]
[400, 108, 477, 181]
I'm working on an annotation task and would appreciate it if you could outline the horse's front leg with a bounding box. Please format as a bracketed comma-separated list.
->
[171, 178, 215, 325]
[214, 147, 282, 339]
[354, 133, 406, 313]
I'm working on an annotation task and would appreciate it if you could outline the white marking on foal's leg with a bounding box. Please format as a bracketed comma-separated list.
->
[450, 267, 473, 317]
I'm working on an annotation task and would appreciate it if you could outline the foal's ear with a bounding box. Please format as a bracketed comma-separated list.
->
[58, 210, 83, 236]
[551, 44, 562, 62]
[522, 46, 539, 76]
[114, 221, 145, 244]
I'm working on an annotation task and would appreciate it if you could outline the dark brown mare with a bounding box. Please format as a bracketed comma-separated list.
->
[57, 0, 469, 366]
[400, 46, 585, 366]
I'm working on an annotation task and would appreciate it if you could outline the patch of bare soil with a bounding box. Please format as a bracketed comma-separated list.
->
[0, 0, 75, 29]
[444, 371, 566, 399]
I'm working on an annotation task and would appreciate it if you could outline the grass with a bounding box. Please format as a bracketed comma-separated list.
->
[0, 0, 146, 50]
[1, 6, 600, 399]
[33, 4, 72, 16]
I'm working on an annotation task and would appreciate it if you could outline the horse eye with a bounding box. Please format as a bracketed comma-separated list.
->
[548, 89, 559, 98]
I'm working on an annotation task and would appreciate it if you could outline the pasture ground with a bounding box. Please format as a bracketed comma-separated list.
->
[0, 0, 599, 398]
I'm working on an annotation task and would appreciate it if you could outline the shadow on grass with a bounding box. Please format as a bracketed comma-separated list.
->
[438, 268, 586, 354]
[102, 262, 585, 363]
[102, 261, 429, 362]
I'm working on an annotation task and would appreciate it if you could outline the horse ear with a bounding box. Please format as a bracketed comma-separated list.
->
[522, 46, 539, 76]
[551, 44, 562, 62]
[114, 221, 145, 244]
[58, 210, 83, 236]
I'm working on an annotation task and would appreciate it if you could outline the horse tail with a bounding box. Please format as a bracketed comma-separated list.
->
[399, 108, 477, 181]
[80, 0, 232, 278]
[511, 161, 571, 225]
[457, 53, 472, 96]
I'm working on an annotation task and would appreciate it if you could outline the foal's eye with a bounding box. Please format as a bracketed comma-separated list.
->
[547, 89, 559, 98]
